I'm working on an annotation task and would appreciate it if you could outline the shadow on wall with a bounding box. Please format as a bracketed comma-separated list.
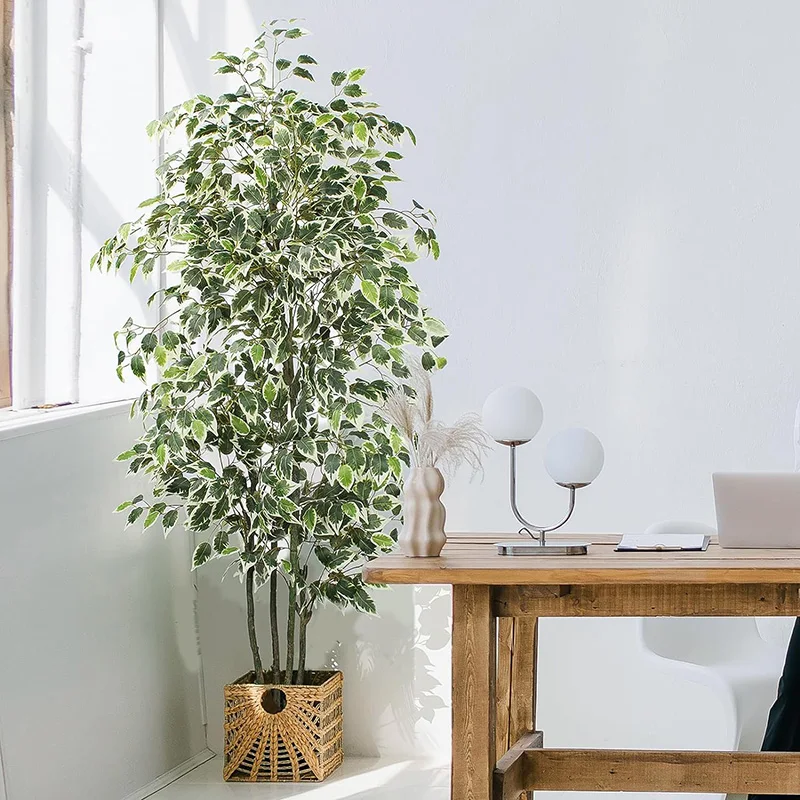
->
[198, 564, 450, 758]
[311, 585, 451, 757]
[197, 569, 452, 759]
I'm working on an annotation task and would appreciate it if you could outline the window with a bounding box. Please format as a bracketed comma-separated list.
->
[11, 0, 161, 409]
[7, 2, 248, 412]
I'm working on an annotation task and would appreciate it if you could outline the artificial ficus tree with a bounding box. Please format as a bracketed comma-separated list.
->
[93, 24, 447, 685]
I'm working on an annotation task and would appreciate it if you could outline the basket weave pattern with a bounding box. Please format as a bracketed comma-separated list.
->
[223, 670, 343, 782]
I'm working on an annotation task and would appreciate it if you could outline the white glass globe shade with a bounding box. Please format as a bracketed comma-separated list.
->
[481, 386, 543, 444]
[544, 428, 604, 486]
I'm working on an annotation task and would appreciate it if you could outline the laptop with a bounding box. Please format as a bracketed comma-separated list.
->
[713, 472, 800, 549]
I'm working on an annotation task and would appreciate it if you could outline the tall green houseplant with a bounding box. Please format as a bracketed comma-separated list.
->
[93, 25, 446, 686]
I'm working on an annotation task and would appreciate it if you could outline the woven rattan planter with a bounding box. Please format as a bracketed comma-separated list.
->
[223, 670, 343, 782]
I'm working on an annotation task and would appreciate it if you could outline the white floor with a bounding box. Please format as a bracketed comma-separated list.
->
[151, 756, 450, 799]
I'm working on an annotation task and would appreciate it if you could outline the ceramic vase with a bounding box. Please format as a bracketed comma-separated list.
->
[399, 466, 447, 557]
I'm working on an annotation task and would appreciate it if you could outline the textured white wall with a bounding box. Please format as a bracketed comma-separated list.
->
[0, 409, 206, 800]
[166, 0, 800, 786]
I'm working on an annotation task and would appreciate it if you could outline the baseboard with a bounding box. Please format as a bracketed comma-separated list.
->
[122, 749, 216, 800]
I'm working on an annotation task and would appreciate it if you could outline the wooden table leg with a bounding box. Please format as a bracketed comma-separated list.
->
[510, 618, 538, 743]
[496, 617, 538, 800]
[452, 585, 496, 800]
[496, 618, 514, 758]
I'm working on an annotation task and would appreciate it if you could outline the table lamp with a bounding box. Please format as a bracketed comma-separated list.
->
[482, 385, 604, 556]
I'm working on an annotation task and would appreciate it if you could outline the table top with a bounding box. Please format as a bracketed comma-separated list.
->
[362, 534, 800, 585]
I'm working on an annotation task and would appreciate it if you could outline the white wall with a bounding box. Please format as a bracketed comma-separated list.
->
[169, 0, 800, 775]
[0, 409, 206, 800]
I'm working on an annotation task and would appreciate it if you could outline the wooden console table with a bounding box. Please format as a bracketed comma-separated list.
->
[363, 534, 800, 800]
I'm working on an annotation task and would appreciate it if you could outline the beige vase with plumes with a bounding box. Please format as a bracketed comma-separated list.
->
[399, 466, 447, 557]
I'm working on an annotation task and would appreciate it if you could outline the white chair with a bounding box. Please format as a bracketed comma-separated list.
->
[639, 521, 787, 752]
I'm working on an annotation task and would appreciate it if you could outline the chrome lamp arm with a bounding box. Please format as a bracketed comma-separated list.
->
[509, 443, 577, 546]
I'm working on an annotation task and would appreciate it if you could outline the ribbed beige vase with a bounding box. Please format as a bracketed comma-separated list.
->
[399, 467, 447, 557]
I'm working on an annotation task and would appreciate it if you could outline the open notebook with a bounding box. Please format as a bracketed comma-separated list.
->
[615, 534, 711, 552]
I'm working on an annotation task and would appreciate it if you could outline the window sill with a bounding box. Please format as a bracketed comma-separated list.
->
[0, 399, 133, 441]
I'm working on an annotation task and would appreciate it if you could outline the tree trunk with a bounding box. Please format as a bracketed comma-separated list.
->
[245, 564, 265, 684]
[297, 611, 310, 685]
[269, 570, 281, 683]
[284, 530, 298, 684]
[284, 600, 295, 685]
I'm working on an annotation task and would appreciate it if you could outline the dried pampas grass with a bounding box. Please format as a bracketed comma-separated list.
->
[381, 362, 489, 475]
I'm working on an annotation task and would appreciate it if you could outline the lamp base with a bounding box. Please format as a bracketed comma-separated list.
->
[496, 541, 589, 556]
